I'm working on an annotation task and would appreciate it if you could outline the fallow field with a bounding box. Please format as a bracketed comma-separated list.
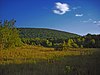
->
[0, 45, 100, 75]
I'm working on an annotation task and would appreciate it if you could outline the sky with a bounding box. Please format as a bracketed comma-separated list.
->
[0, 0, 100, 35]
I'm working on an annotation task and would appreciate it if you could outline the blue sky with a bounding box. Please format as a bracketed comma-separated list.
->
[0, 0, 100, 35]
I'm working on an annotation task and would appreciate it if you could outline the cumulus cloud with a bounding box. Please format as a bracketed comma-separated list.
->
[53, 2, 70, 15]
[75, 14, 83, 17]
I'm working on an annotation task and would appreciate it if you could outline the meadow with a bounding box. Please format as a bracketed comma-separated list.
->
[0, 45, 100, 75]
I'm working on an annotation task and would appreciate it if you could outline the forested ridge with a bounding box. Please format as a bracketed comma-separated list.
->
[18, 28, 79, 39]
[18, 28, 100, 49]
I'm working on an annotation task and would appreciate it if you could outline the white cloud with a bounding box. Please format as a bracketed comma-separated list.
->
[81, 19, 100, 26]
[93, 21, 100, 26]
[93, 21, 97, 24]
[53, 2, 70, 15]
[75, 14, 83, 17]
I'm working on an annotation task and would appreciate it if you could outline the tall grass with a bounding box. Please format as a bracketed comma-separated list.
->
[0, 46, 99, 75]
[0, 45, 83, 64]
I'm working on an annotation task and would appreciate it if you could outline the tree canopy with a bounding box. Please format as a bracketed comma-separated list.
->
[0, 19, 22, 50]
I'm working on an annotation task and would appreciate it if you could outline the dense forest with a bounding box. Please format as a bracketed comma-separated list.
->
[18, 28, 100, 49]
[0, 19, 100, 50]
[18, 28, 79, 39]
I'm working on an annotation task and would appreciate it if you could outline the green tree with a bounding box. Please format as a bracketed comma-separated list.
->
[67, 39, 73, 48]
[62, 41, 67, 49]
[0, 19, 22, 49]
[91, 39, 95, 44]
[67, 39, 79, 48]
[90, 39, 95, 48]
[46, 40, 52, 47]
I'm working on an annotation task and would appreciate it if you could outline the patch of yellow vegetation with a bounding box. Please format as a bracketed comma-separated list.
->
[0, 45, 95, 64]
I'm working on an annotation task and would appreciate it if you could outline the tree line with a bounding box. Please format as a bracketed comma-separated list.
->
[0, 19, 100, 50]
[21, 34, 100, 50]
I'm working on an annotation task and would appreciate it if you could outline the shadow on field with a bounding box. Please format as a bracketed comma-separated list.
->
[0, 50, 100, 75]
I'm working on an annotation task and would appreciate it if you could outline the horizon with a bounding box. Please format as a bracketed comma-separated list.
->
[1, 0, 100, 35]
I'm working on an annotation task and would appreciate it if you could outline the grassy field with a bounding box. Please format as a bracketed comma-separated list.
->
[0, 45, 100, 75]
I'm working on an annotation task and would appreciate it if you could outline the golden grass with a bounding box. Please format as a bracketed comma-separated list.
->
[0, 45, 96, 64]
[0, 46, 99, 75]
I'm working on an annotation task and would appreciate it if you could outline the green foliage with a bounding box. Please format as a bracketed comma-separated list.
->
[91, 39, 95, 44]
[21, 34, 100, 49]
[80, 45, 83, 48]
[46, 40, 52, 47]
[18, 28, 79, 39]
[12, 26, 100, 48]
[62, 41, 67, 49]
[0, 19, 22, 49]
[67, 39, 73, 48]
[67, 39, 79, 48]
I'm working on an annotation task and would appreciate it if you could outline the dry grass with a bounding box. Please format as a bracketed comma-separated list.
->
[0, 45, 100, 75]
[0, 45, 96, 65]
[0, 45, 93, 64]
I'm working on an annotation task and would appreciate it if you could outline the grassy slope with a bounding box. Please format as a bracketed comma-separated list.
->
[0, 46, 100, 75]
[18, 28, 80, 39]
